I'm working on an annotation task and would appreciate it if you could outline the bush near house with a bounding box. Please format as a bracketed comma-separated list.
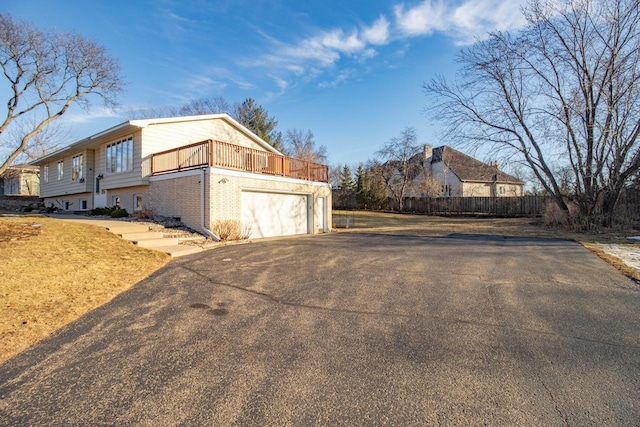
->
[90, 206, 129, 218]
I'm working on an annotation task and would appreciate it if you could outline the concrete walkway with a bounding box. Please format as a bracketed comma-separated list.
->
[51, 214, 204, 258]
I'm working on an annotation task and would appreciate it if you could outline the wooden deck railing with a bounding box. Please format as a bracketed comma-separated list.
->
[151, 139, 329, 183]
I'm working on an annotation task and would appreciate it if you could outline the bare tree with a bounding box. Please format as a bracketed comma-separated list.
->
[5, 118, 70, 163]
[376, 126, 422, 211]
[425, 0, 640, 228]
[125, 97, 230, 120]
[179, 96, 230, 116]
[0, 14, 123, 175]
[282, 128, 327, 163]
[125, 105, 179, 120]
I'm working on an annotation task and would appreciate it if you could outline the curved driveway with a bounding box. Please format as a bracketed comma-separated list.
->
[1, 233, 639, 425]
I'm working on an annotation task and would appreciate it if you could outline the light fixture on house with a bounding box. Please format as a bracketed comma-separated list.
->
[97, 174, 103, 180]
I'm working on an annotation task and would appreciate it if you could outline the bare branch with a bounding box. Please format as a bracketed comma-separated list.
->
[0, 14, 123, 175]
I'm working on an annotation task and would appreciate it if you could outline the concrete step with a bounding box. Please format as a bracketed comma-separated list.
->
[135, 237, 180, 248]
[105, 223, 150, 234]
[152, 244, 203, 257]
[120, 231, 165, 240]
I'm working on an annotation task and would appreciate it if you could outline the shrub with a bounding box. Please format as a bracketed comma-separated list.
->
[210, 220, 251, 241]
[131, 207, 154, 219]
[109, 208, 129, 218]
[542, 202, 568, 227]
[90, 207, 112, 216]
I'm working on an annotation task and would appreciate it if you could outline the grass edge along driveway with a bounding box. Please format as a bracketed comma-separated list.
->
[0, 216, 169, 364]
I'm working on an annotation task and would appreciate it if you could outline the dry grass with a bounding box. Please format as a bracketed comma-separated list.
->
[0, 216, 169, 364]
[334, 210, 640, 280]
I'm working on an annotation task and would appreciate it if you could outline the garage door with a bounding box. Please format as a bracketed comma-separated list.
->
[241, 191, 309, 239]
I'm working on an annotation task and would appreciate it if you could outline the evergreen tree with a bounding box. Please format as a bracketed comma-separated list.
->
[233, 98, 283, 149]
[341, 165, 354, 191]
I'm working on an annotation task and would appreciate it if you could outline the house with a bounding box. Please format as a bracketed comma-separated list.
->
[32, 114, 332, 239]
[0, 164, 40, 195]
[411, 145, 524, 197]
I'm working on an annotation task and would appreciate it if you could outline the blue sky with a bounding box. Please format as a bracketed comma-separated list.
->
[3, 0, 528, 167]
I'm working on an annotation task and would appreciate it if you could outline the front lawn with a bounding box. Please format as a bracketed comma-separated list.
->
[0, 216, 169, 364]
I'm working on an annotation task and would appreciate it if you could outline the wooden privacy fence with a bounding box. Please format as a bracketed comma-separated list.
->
[332, 194, 554, 217]
[400, 196, 553, 216]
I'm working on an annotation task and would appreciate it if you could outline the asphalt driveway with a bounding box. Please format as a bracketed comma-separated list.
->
[1, 233, 639, 425]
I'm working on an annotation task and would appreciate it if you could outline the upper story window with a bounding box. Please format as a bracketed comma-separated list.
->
[72, 154, 84, 181]
[57, 161, 64, 180]
[43, 165, 49, 183]
[106, 137, 134, 174]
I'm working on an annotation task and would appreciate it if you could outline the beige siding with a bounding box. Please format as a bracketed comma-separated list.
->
[39, 149, 92, 198]
[139, 120, 271, 177]
[97, 131, 147, 190]
[462, 182, 492, 197]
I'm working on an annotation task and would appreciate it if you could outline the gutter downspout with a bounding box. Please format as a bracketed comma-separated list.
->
[200, 167, 221, 242]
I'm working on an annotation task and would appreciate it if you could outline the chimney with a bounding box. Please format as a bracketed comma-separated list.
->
[423, 144, 433, 160]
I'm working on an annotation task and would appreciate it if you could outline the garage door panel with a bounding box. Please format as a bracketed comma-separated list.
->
[241, 191, 308, 239]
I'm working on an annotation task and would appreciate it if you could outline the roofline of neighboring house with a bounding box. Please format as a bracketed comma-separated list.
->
[31, 113, 280, 166]
[459, 178, 525, 185]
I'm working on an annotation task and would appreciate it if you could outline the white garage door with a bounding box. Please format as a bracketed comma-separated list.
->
[241, 191, 309, 239]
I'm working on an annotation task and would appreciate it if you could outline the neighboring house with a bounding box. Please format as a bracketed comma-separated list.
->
[0, 164, 40, 195]
[408, 145, 524, 197]
[32, 114, 331, 239]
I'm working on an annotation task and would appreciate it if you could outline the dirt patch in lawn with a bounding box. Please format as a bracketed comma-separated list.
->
[0, 216, 170, 364]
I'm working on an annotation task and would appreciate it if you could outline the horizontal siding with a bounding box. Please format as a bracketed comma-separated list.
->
[39, 149, 92, 198]
[141, 120, 268, 157]
[98, 131, 147, 189]
[38, 117, 271, 199]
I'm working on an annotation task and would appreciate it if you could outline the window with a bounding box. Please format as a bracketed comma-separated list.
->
[112, 196, 121, 207]
[106, 137, 134, 174]
[499, 186, 505, 195]
[57, 161, 64, 180]
[62, 200, 70, 210]
[80, 200, 87, 210]
[72, 154, 84, 181]
[133, 195, 143, 211]
[43, 166, 49, 183]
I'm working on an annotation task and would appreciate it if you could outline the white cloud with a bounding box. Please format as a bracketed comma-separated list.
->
[318, 69, 355, 88]
[249, 16, 392, 84]
[394, 1, 448, 36]
[240, 1, 528, 97]
[362, 16, 390, 45]
[394, 0, 528, 44]
[61, 107, 119, 124]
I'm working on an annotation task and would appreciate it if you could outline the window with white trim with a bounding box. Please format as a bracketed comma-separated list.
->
[43, 165, 49, 183]
[57, 161, 64, 180]
[106, 137, 134, 174]
[133, 194, 143, 211]
[72, 154, 84, 181]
